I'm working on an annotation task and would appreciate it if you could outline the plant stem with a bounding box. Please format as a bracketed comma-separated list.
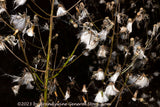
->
[49, 39, 80, 80]
[44, 0, 54, 106]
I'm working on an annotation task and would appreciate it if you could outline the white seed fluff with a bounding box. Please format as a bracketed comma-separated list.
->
[14, 0, 27, 9]
[64, 90, 70, 100]
[109, 71, 120, 83]
[94, 69, 105, 80]
[56, 5, 67, 16]
[94, 90, 109, 103]
[104, 82, 119, 96]
[127, 22, 133, 33]
[12, 85, 20, 96]
[80, 30, 99, 51]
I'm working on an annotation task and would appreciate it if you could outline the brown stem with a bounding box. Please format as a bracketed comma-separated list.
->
[44, 0, 54, 105]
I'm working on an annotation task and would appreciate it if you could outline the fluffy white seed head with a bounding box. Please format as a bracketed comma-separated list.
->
[56, 4, 67, 16]
[132, 90, 138, 101]
[21, 72, 34, 84]
[94, 90, 109, 103]
[5, 35, 18, 46]
[21, 72, 35, 89]
[109, 71, 120, 83]
[128, 73, 149, 88]
[0, 41, 5, 51]
[54, 0, 59, 5]
[97, 45, 107, 58]
[128, 74, 138, 84]
[135, 73, 149, 88]
[14, 0, 27, 9]
[10, 13, 30, 32]
[98, 29, 108, 41]
[0, 7, 5, 14]
[12, 76, 21, 83]
[133, 43, 146, 59]
[80, 30, 99, 51]
[78, 8, 88, 22]
[82, 84, 88, 94]
[99, 0, 106, 4]
[12, 85, 20, 96]
[120, 26, 128, 33]
[26, 25, 35, 37]
[127, 18, 133, 33]
[93, 68, 105, 81]
[64, 88, 70, 100]
[104, 82, 119, 96]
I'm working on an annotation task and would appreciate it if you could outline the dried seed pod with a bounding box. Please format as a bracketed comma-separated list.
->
[26, 25, 35, 37]
[97, 45, 107, 58]
[54, 91, 58, 97]
[82, 96, 87, 104]
[64, 87, 70, 100]
[12, 85, 20, 96]
[127, 18, 133, 33]
[130, 38, 135, 47]
[92, 68, 105, 81]
[0, 0, 6, 14]
[132, 90, 138, 101]
[82, 84, 87, 94]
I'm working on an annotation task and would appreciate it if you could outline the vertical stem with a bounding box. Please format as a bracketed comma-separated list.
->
[44, 0, 54, 106]
[105, 2, 118, 75]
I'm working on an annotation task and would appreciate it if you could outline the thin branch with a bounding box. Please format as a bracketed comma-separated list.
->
[44, 0, 55, 105]
[49, 39, 80, 80]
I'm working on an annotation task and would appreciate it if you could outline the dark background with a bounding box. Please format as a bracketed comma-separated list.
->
[0, 0, 160, 107]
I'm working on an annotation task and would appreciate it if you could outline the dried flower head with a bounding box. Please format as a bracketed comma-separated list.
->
[120, 26, 129, 40]
[130, 38, 135, 47]
[0, 41, 5, 51]
[4, 35, 18, 46]
[20, 72, 35, 89]
[132, 90, 138, 101]
[104, 82, 119, 96]
[64, 87, 70, 100]
[10, 13, 30, 34]
[102, 17, 114, 30]
[106, 1, 115, 11]
[54, 0, 59, 5]
[82, 84, 88, 94]
[14, 0, 27, 9]
[109, 70, 120, 83]
[99, 0, 106, 4]
[94, 90, 109, 103]
[12, 85, 20, 96]
[98, 29, 108, 41]
[152, 23, 160, 36]
[26, 25, 35, 37]
[56, 4, 67, 16]
[97, 45, 107, 58]
[79, 30, 99, 51]
[0, 0, 6, 14]
[127, 18, 133, 33]
[128, 73, 149, 88]
[117, 13, 128, 24]
[133, 43, 146, 59]
[135, 73, 149, 88]
[92, 68, 105, 81]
